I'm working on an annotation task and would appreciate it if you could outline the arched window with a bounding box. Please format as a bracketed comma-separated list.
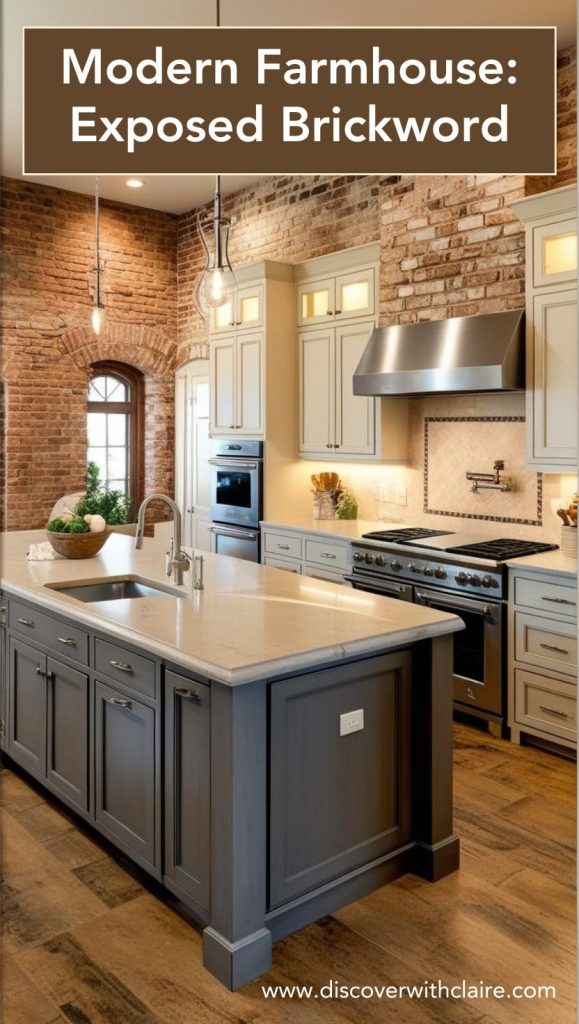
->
[87, 361, 144, 511]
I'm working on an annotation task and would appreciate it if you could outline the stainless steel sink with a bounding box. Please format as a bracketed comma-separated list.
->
[46, 577, 184, 602]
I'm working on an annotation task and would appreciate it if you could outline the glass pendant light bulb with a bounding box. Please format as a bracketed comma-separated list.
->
[194, 175, 236, 319]
[201, 265, 236, 310]
[91, 306, 104, 335]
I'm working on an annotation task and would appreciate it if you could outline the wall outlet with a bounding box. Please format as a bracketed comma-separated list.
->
[376, 482, 396, 503]
[339, 708, 364, 737]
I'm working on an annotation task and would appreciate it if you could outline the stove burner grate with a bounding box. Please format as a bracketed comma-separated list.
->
[361, 528, 451, 543]
[444, 539, 558, 561]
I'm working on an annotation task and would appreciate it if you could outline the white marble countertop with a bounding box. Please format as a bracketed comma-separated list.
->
[260, 518, 405, 540]
[0, 530, 462, 686]
[506, 549, 577, 579]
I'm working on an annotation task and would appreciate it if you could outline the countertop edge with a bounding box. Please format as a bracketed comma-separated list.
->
[0, 577, 463, 687]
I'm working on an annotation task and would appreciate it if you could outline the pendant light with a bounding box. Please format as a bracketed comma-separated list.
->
[91, 177, 105, 335]
[194, 174, 236, 318]
[194, 1, 236, 318]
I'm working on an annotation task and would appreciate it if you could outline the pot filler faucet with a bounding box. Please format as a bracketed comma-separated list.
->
[466, 460, 512, 494]
[135, 493, 191, 586]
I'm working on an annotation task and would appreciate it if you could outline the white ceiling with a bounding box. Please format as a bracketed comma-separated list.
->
[2, 0, 575, 214]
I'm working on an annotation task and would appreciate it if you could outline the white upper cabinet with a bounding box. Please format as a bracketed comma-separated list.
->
[299, 327, 334, 453]
[175, 362, 212, 552]
[334, 322, 376, 455]
[210, 282, 263, 334]
[511, 186, 577, 472]
[210, 336, 237, 435]
[210, 332, 264, 438]
[298, 264, 376, 326]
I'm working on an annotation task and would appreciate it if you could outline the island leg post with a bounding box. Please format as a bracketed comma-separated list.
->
[203, 680, 272, 990]
[411, 634, 460, 882]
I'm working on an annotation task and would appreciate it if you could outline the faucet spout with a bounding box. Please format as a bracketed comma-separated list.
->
[135, 493, 191, 585]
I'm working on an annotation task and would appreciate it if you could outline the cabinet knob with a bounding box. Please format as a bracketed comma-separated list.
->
[326, 310, 334, 316]
[335, 309, 342, 314]
[35, 665, 46, 677]
[326, 443, 332, 448]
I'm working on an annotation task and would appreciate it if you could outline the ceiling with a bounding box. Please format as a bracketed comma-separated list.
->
[2, 0, 575, 214]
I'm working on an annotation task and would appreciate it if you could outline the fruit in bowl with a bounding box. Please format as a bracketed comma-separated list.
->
[46, 516, 111, 558]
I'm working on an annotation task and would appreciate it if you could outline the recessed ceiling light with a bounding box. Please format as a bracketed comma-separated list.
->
[126, 179, 144, 189]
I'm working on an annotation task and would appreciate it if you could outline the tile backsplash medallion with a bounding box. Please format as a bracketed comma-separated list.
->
[299, 393, 576, 544]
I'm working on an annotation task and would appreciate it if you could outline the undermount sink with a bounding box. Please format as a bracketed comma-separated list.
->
[46, 576, 185, 602]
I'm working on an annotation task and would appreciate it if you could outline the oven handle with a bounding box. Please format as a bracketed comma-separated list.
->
[343, 574, 409, 596]
[416, 589, 498, 617]
[208, 459, 260, 470]
[209, 525, 258, 541]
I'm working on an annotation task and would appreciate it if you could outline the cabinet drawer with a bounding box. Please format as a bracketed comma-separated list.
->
[264, 532, 303, 559]
[515, 668, 577, 742]
[264, 555, 302, 574]
[9, 600, 89, 664]
[304, 539, 349, 570]
[303, 564, 346, 585]
[513, 575, 577, 619]
[514, 612, 577, 675]
[95, 638, 157, 700]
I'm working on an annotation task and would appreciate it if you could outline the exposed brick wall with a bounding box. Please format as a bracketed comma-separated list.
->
[177, 175, 380, 363]
[378, 174, 526, 324]
[1, 179, 177, 529]
[526, 45, 577, 196]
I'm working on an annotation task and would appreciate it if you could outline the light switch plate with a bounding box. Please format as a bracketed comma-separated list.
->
[340, 708, 364, 736]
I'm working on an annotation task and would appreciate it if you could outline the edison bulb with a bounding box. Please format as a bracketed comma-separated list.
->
[91, 306, 104, 335]
[195, 265, 236, 318]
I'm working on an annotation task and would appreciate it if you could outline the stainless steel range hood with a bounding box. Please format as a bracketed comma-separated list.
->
[353, 309, 525, 396]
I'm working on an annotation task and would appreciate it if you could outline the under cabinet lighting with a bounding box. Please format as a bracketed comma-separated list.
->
[126, 179, 144, 189]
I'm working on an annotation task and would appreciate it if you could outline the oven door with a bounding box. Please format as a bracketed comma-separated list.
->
[209, 458, 262, 529]
[343, 572, 413, 601]
[415, 586, 502, 716]
[209, 524, 260, 562]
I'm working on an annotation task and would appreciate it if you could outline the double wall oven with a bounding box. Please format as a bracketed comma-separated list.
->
[208, 440, 263, 562]
[346, 528, 556, 736]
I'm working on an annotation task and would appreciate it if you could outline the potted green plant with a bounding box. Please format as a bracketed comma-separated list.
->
[46, 464, 132, 558]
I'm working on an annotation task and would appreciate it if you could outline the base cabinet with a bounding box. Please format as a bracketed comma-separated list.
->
[164, 671, 211, 910]
[6, 637, 47, 776]
[95, 680, 158, 872]
[46, 657, 89, 813]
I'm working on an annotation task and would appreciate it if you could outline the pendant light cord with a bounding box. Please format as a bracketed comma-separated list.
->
[216, 0, 220, 28]
[94, 177, 100, 307]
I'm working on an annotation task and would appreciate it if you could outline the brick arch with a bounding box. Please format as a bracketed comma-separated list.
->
[57, 323, 174, 379]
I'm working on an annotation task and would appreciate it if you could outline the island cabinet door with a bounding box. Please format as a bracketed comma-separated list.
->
[269, 652, 412, 909]
[94, 681, 158, 873]
[164, 671, 211, 911]
[6, 637, 47, 777]
[46, 658, 89, 814]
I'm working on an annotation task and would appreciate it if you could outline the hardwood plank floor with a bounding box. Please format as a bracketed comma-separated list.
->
[1, 723, 575, 1024]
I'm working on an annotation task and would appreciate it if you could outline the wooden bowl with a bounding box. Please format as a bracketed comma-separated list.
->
[45, 528, 111, 559]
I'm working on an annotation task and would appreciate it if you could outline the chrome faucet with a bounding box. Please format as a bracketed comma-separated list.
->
[135, 493, 191, 586]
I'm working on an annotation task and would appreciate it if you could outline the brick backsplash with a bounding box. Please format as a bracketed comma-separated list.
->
[0, 48, 576, 530]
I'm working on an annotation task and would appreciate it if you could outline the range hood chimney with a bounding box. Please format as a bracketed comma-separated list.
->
[353, 309, 525, 397]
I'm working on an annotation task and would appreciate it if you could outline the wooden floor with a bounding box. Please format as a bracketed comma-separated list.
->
[1, 723, 576, 1024]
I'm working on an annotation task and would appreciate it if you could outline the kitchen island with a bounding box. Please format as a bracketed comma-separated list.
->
[0, 530, 463, 989]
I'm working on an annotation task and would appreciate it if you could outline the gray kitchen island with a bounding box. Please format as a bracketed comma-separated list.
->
[0, 530, 463, 989]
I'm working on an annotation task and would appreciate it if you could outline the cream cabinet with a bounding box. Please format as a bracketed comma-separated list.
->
[261, 525, 351, 583]
[298, 267, 375, 326]
[508, 566, 577, 751]
[209, 282, 263, 334]
[210, 332, 264, 437]
[511, 186, 577, 471]
[175, 361, 212, 552]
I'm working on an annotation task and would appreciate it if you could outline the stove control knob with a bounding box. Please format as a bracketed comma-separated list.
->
[408, 562, 421, 574]
[482, 575, 497, 588]
[422, 566, 434, 577]
[365, 553, 375, 564]
[375, 555, 385, 567]
[390, 560, 402, 572]
[434, 567, 447, 580]
[353, 552, 363, 562]
[456, 572, 469, 585]
[470, 575, 482, 587]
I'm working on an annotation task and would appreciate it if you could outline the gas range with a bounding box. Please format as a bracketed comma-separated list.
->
[351, 528, 558, 600]
[347, 528, 558, 733]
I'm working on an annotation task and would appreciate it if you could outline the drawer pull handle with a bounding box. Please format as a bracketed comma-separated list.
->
[108, 697, 132, 709]
[175, 687, 202, 703]
[541, 596, 576, 606]
[320, 552, 337, 560]
[539, 642, 569, 655]
[17, 617, 34, 627]
[277, 543, 290, 550]
[35, 666, 46, 677]
[57, 637, 76, 646]
[538, 704, 569, 719]
[110, 660, 133, 673]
